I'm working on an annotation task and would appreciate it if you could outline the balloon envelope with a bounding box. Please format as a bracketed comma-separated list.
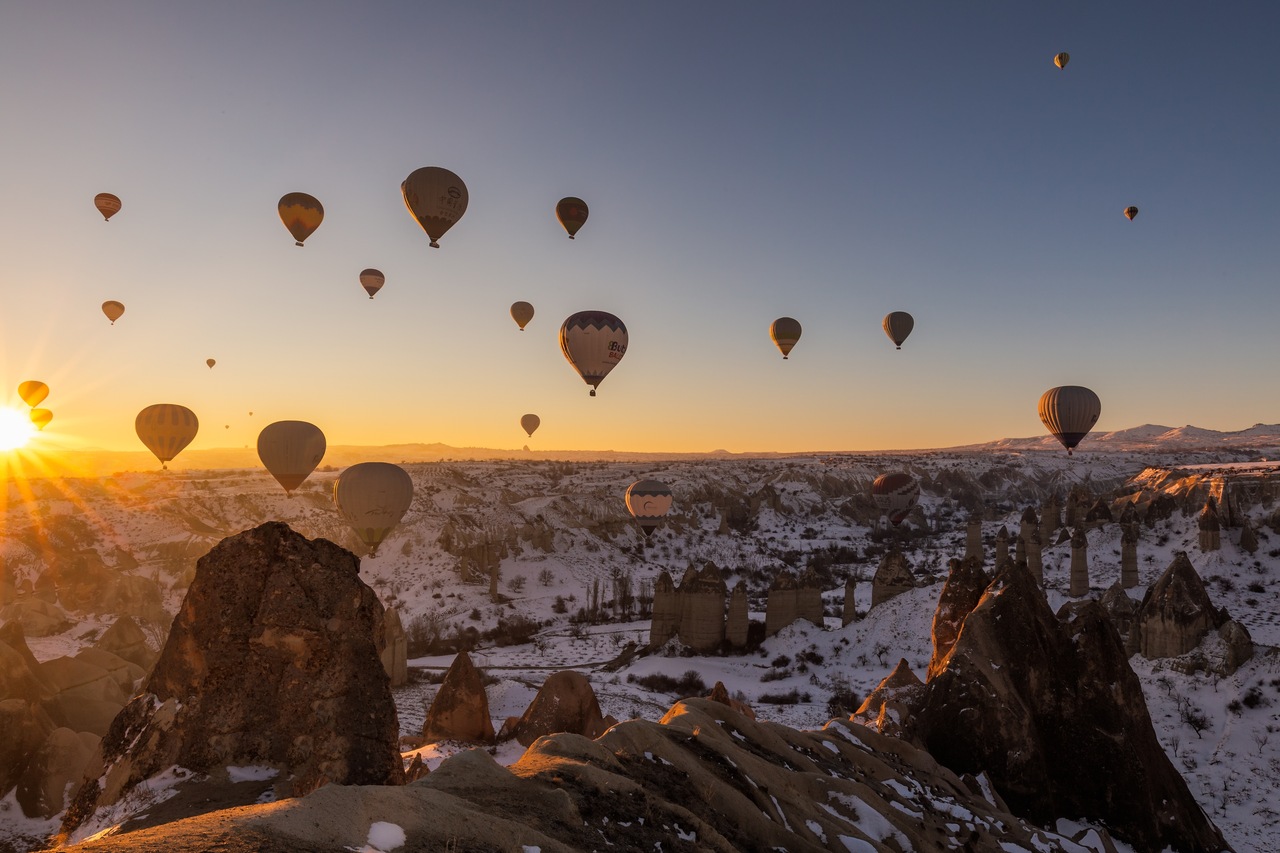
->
[102, 301, 125, 324]
[401, 167, 468, 248]
[1054, 52, 1070, 69]
[94, 193, 121, 221]
[29, 409, 52, 431]
[882, 312, 914, 349]
[559, 311, 628, 396]
[17, 381, 49, 408]
[333, 462, 414, 553]
[136, 403, 198, 467]
[278, 192, 324, 246]
[556, 197, 589, 239]
[770, 317, 802, 359]
[521, 414, 540, 437]
[872, 473, 920, 526]
[1038, 385, 1101, 455]
[510, 301, 535, 330]
[1124, 206, 1139, 221]
[257, 420, 327, 494]
[625, 479, 673, 537]
[206, 358, 216, 369]
[359, 269, 385, 299]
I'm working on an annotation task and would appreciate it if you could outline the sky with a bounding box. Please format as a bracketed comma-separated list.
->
[1, 2, 1278, 456]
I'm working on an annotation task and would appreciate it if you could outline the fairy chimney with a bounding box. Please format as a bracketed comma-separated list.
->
[1137, 552, 1222, 659]
[1019, 506, 1038, 547]
[764, 570, 800, 637]
[725, 582, 749, 648]
[841, 575, 859, 626]
[871, 550, 915, 608]
[1198, 498, 1221, 553]
[1023, 526, 1044, 585]
[796, 569, 824, 627]
[1238, 515, 1258, 555]
[1121, 524, 1139, 589]
[1069, 527, 1090, 596]
[1084, 498, 1112, 529]
[677, 563, 727, 652]
[964, 518, 983, 565]
[1039, 494, 1061, 544]
[993, 526, 1012, 570]
[648, 571, 679, 647]
[381, 607, 408, 688]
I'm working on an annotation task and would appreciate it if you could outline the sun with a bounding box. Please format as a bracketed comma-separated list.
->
[0, 407, 36, 451]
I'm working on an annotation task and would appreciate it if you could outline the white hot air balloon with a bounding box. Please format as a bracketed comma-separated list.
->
[333, 462, 414, 554]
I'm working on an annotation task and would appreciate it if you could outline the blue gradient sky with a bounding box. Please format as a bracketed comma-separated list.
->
[1, 3, 1277, 454]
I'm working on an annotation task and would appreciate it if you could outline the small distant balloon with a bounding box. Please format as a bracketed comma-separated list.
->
[1054, 52, 1070, 69]
[401, 167, 468, 248]
[17, 381, 49, 408]
[257, 420, 327, 495]
[521, 414, 540, 437]
[625, 479, 673, 537]
[359, 269, 385, 299]
[556, 197, 589, 239]
[29, 409, 52, 431]
[1124, 206, 1139, 221]
[206, 358, 216, 369]
[333, 462, 414, 554]
[102, 301, 125, 324]
[94, 193, 122, 221]
[510, 301, 535, 331]
[135, 403, 199, 469]
[278, 192, 324, 246]
[1038, 385, 1101, 456]
[560, 311, 628, 396]
[882, 312, 914, 350]
[770, 317, 802, 359]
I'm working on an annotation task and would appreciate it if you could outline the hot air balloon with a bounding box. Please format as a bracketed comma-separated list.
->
[521, 414, 540, 437]
[333, 462, 414, 554]
[401, 167, 468, 248]
[511, 301, 535, 331]
[17, 381, 49, 408]
[556, 197, 589, 239]
[206, 359, 216, 369]
[94, 193, 122, 221]
[871, 473, 920, 527]
[359, 269, 385, 299]
[882, 312, 914, 350]
[770, 317, 802, 359]
[559, 311, 628, 396]
[102, 301, 125, 324]
[1124, 206, 1139, 221]
[1038, 385, 1101, 456]
[135, 403, 199, 469]
[278, 192, 324, 246]
[1054, 52, 1070, 69]
[625, 479, 673, 537]
[29, 409, 52, 431]
[257, 420, 326, 495]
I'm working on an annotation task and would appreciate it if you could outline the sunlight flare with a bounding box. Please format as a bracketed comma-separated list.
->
[0, 407, 35, 450]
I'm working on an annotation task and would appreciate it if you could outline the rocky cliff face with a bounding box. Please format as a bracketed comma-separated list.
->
[61, 522, 404, 836]
[900, 561, 1228, 853]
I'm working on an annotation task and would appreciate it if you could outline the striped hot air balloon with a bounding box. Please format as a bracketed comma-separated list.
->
[770, 317, 802, 359]
[872, 473, 920, 527]
[625, 479, 673, 537]
[882, 312, 914, 350]
[1038, 385, 1101, 455]
[136, 403, 199, 468]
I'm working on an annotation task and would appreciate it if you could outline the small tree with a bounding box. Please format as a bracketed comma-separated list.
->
[508, 575, 527, 593]
[537, 567, 555, 587]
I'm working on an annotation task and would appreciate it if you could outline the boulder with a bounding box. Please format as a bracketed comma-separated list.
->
[74, 648, 145, 694]
[61, 522, 404, 837]
[422, 651, 494, 744]
[15, 727, 98, 819]
[94, 616, 157, 672]
[0, 598, 72, 637]
[511, 670, 615, 747]
[706, 681, 755, 720]
[0, 696, 55, 802]
[1136, 551, 1222, 659]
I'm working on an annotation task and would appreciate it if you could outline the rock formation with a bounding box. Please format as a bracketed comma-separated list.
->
[1120, 523, 1139, 589]
[1018, 506, 1038, 548]
[94, 616, 157, 672]
[1023, 526, 1043, 584]
[1098, 582, 1139, 655]
[677, 562, 727, 652]
[964, 517, 983, 564]
[422, 651, 494, 744]
[1239, 515, 1258, 554]
[648, 570, 679, 647]
[764, 570, 799, 637]
[852, 658, 924, 736]
[62, 522, 404, 837]
[993, 525, 1011, 569]
[1084, 497, 1112, 527]
[1039, 493, 1061, 543]
[725, 582, 748, 648]
[1069, 526, 1089, 596]
[1136, 551, 1224, 659]
[706, 681, 755, 720]
[381, 607, 408, 688]
[898, 560, 1228, 853]
[927, 556, 989, 680]
[509, 670, 615, 747]
[840, 575, 858, 625]
[870, 550, 914, 608]
[1198, 497, 1221, 552]
[795, 569, 824, 627]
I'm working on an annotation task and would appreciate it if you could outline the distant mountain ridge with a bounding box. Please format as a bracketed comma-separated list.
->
[967, 423, 1280, 453]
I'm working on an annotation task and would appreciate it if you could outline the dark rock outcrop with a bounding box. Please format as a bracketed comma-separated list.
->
[62, 522, 404, 836]
[901, 560, 1227, 853]
[1137, 551, 1224, 659]
[852, 658, 924, 736]
[422, 651, 494, 744]
[927, 557, 988, 680]
[510, 670, 615, 747]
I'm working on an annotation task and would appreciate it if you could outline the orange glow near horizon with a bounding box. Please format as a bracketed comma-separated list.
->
[0, 408, 35, 451]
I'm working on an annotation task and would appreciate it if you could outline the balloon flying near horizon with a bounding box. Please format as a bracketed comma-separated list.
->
[136, 403, 199, 469]
[625, 479, 673, 537]
[278, 192, 324, 246]
[1038, 385, 1101, 456]
[102, 301, 125, 324]
[521, 414, 540, 437]
[333, 462, 414, 555]
[257, 420, 326, 495]
[359, 269, 385, 299]
[402, 167, 468, 248]
[510, 301, 534, 331]
[17, 381, 49, 408]
[770, 317, 802, 359]
[872, 473, 920, 527]
[94, 193, 122, 221]
[560, 311, 628, 396]
[882, 312, 914, 350]
[555, 197, 589, 239]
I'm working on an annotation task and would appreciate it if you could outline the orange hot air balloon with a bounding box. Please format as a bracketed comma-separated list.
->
[29, 409, 53, 431]
[401, 167, 468, 248]
[556, 197, 589, 239]
[94, 193, 122, 221]
[206, 359, 216, 369]
[770, 317, 802, 359]
[359, 269, 385, 299]
[1124, 206, 1139, 221]
[278, 192, 324, 246]
[135, 403, 199, 468]
[17, 381, 49, 408]
[510, 301, 534, 331]
[102, 301, 125, 324]
[871, 472, 920, 527]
